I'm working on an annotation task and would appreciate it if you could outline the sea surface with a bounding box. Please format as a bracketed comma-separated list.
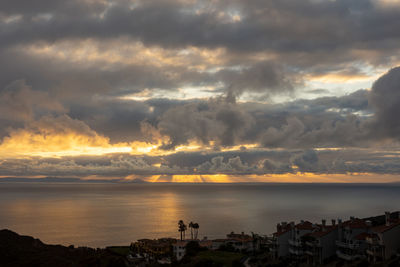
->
[0, 182, 399, 248]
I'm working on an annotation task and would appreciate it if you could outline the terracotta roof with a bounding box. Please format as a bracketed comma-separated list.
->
[273, 221, 316, 236]
[273, 230, 290, 237]
[296, 221, 315, 230]
[174, 239, 213, 247]
[212, 239, 227, 242]
[342, 218, 368, 229]
[354, 232, 371, 241]
[372, 220, 400, 233]
[273, 224, 293, 237]
[309, 225, 337, 238]
[226, 233, 253, 241]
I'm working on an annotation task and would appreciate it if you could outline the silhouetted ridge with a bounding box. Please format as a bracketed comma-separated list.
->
[0, 229, 126, 267]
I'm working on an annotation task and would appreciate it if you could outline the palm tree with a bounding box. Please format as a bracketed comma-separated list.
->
[193, 223, 199, 239]
[189, 221, 194, 240]
[178, 220, 187, 241]
[251, 232, 260, 254]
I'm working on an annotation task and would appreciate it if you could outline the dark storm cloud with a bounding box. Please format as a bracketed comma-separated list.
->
[291, 150, 325, 173]
[147, 90, 373, 149]
[1, 0, 398, 114]
[0, 48, 205, 99]
[68, 98, 155, 143]
[259, 114, 370, 148]
[1, 0, 399, 54]
[0, 79, 66, 139]
[0, 0, 399, 78]
[154, 97, 255, 149]
[0, 79, 65, 122]
[369, 67, 400, 138]
[0, 45, 297, 111]
[2, 0, 400, 179]
[217, 62, 300, 102]
[2, 147, 400, 177]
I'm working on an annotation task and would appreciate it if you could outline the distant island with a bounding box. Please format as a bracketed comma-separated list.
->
[0, 177, 150, 184]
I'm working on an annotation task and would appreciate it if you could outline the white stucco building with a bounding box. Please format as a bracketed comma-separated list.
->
[366, 212, 400, 263]
[305, 219, 338, 265]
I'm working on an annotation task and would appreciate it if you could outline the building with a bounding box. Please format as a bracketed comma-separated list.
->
[304, 219, 338, 266]
[172, 239, 212, 261]
[129, 238, 176, 265]
[209, 232, 259, 252]
[173, 240, 187, 261]
[366, 212, 400, 263]
[288, 221, 316, 258]
[269, 221, 294, 258]
[131, 238, 176, 259]
[268, 220, 316, 259]
[225, 232, 259, 252]
[267, 211, 400, 264]
[335, 217, 370, 261]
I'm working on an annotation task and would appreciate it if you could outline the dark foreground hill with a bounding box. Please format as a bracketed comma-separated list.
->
[0, 229, 127, 267]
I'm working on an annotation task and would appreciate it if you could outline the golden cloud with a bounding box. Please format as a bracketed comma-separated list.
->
[0, 115, 132, 158]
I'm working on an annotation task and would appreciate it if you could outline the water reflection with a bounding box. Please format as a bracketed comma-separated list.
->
[0, 183, 400, 247]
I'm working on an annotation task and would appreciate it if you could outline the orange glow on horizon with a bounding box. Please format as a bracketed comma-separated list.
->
[139, 173, 400, 184]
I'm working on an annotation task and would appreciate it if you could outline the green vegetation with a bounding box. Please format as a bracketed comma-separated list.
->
[106, 246, 131, 256]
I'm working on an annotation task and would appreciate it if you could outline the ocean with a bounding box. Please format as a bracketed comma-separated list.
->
[0, 182, 399, 248]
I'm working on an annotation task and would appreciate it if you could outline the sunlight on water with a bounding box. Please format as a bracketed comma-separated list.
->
[1, 183, 400, 247]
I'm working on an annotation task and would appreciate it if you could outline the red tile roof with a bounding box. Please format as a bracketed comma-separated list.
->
[212, 239, 227, 242]
[273, 224, 293, 237]
[354, 232, 371, 241]
[273, 230, 290, 237]
[296, 221, 315, 230]
[309, 225, 337, 238]
[372, 220, 400, 233]
[342, 218, 368, 229]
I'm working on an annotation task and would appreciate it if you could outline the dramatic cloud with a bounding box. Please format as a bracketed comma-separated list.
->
[369, 67, 400, 138]
[1, 0, 400, 181]
[154, 98, 255, 149]
[0, 80, 64, 122]
[0, 115, 132, 158]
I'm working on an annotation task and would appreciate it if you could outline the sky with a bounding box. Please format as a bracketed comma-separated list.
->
[1, 0, 400, 183]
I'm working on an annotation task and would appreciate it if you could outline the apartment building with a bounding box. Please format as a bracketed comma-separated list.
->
[288, 221, 316, 258]
[366, 212, 400, 263]
[269, 221, 294, 258]
[268, 211, 400, 265]
[305, 219, 338, 265]
[335, 217, 370, 261]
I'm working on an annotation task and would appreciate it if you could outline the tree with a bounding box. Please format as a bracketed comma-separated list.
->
[193, 223, 199, 239]
[178, 220, 187, 241]
[189, 221, 194, 240]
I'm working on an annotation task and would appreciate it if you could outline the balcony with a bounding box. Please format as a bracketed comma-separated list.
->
[366, 237, 381, 245]
[269, 247, 277, 253]
[305, 250, 315, 256]
[289, 248, 304, 256]
[335, 240, 359, 249]
[288, 239, 302, 247]
[336, 250, 363, 261]
[305, 241, 321, 247]
[366, 249, 383, 257]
